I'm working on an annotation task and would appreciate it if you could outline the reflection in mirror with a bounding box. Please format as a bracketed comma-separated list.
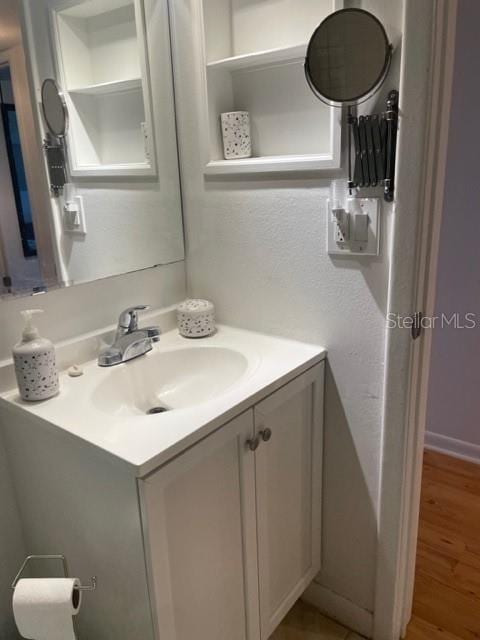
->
[305, 8, 392, 106]
[0, 0, 184, 298]
[41, 78, 68, 137]
[41, 79, 68, 197]
[0, 55, 46, 294]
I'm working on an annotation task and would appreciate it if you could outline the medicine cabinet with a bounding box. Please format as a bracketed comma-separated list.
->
[50, 0, 156, 177]
[196, 0, 343, 175]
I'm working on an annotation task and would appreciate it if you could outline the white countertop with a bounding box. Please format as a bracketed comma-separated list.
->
[0, 324, 326, 476]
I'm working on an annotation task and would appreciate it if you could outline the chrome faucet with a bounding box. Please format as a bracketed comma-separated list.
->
[98, 305, 161, 367]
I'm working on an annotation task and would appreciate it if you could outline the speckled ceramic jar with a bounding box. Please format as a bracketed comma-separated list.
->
[220, 111, 252, 159]
[177, 299, 216, 338]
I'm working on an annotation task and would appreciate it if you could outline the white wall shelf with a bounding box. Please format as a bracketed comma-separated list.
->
[205, 153, 338, 175]
[206, 44, 307, 72]
[68, 77, 142, 95]
[197, 0, 343, 176]
[50, 0, 156, 177]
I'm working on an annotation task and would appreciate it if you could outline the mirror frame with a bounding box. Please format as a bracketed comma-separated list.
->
[305, 8, 392, 107]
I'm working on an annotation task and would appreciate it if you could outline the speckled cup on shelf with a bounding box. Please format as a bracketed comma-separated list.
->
[177, 299, 216, 338]
[220, 111, 252, 159]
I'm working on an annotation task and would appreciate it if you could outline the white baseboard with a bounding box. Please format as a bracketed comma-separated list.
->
[302, 581, 373, 638]
[425, 431, 480, 465]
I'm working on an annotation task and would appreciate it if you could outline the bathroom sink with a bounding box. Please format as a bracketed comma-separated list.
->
[0, 322, 326, 475]
[91, 346, 249, 416]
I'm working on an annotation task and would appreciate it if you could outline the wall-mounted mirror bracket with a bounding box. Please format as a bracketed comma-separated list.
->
[305, 9, 398, 201]
[43, 132, 67, 197]
[347, 90, 398, 202]
[384, 90, 399, 202]
[41, 79, 68, 197]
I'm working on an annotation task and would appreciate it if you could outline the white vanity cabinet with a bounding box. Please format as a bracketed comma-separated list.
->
[140, 362, 324, 640]
[254, 366, 324, 639]
[1, 322, 325, 640]
[141, 410, 260, 640]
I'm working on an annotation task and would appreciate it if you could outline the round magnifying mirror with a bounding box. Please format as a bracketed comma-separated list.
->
[41, 79, 68, 138]
[305, 9, 392, 106]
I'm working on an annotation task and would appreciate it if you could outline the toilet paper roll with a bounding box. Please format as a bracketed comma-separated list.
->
[13, 578, 81, 640]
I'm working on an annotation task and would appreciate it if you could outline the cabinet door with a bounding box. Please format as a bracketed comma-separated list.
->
[254, 363, 324, 639]
[140, 410, 260, 640]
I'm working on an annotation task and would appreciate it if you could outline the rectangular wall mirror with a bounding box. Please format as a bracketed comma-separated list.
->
[0, 0, 184, 297]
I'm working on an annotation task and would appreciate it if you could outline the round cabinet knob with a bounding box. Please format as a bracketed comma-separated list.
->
[246, 437, 260, 452]
[260, 428, 272, 442]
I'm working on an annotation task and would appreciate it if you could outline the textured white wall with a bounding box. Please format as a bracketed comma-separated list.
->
[426, 0, 480, 456]
[173, 0, 403, 614]
[184, 184, 390, 610]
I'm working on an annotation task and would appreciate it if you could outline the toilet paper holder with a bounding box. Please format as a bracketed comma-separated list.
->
[11, 555, 97, 592]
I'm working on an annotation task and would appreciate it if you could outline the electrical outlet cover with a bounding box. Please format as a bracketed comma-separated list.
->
[327, 198, 380, 256]
[63, 195, 87, 235]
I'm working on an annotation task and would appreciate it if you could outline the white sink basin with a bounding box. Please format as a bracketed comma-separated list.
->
[91, 346, 249, 416]
[0, 323, 325, 475]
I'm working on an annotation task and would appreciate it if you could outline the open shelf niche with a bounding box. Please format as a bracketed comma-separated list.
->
[51, 0, 156, 177]
[201, 0, 343, 175]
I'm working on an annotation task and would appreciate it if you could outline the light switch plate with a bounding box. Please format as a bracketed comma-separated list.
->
[63, 195, 87, 235]
[327, 198, 380, 256]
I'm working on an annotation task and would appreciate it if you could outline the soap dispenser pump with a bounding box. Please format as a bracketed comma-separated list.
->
[13, 309, 59, 401]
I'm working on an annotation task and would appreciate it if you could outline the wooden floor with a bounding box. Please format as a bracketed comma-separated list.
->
[405, 450, 480, 640]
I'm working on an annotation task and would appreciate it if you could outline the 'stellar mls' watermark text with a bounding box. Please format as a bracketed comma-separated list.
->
[387, 313, 477, 330]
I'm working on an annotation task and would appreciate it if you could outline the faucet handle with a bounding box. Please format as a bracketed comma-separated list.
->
[118, 305, 150, 332]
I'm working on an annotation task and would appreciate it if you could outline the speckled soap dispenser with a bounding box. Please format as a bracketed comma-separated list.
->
[13, 309, 59, 401]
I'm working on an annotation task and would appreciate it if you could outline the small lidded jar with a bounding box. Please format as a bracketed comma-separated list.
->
[177, 299, 216, 338]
